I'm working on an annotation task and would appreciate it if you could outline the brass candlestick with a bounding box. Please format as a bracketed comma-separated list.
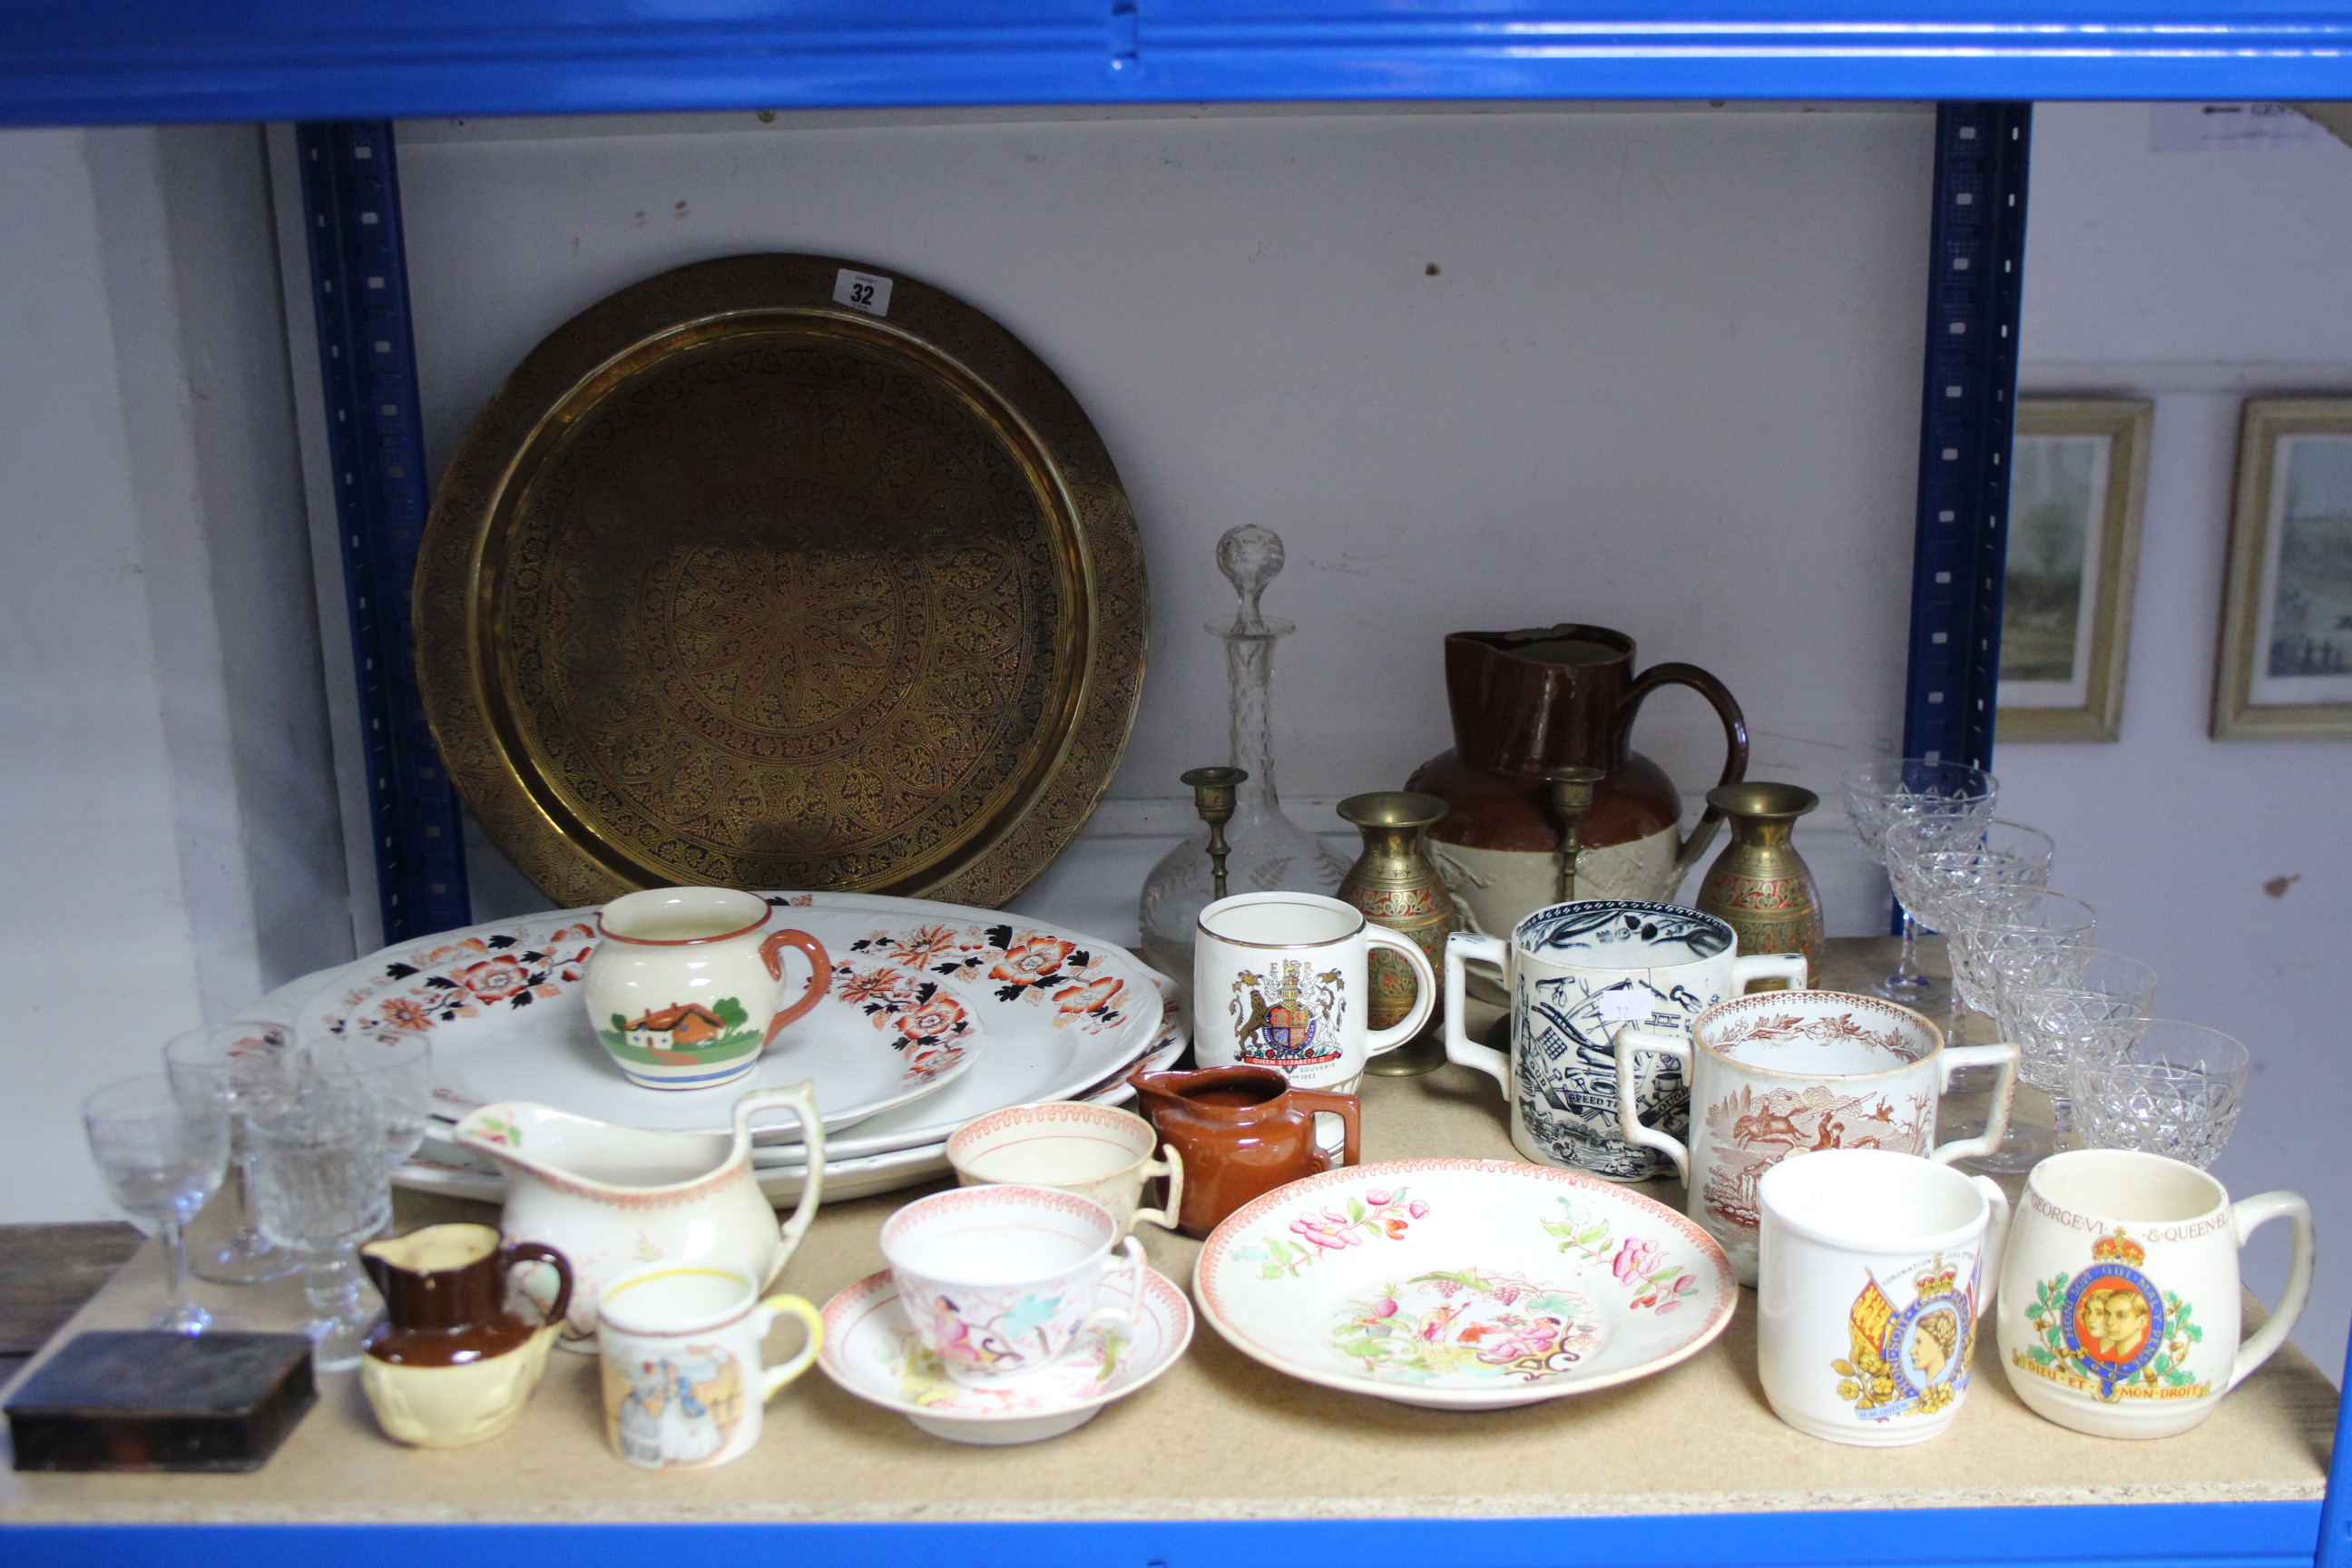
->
[1181, 767, 1247, 900]
[1545, 765, 1604, 905]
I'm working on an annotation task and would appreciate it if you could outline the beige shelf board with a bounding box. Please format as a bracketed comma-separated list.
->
[0, 939, 2333, 1525]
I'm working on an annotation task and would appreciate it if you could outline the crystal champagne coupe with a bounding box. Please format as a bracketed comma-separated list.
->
[1838, 758, 1995, 1008]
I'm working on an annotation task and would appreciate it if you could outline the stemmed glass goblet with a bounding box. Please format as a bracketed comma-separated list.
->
[82, 1074, 230, 1334]
[2070, 1020, 2248, 1171]
[162, 1022, 304, 1285]
[247, 1069, 396, 1371]
[1993, 946, 2158, 1161]
[1838, 758, 1995, 1008]
[1883, 818, 2055, 1037]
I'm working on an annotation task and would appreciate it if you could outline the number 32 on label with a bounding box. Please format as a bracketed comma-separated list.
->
[833, 269, 894, 318]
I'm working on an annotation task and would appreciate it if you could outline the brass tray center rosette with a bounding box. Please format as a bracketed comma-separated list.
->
[416, 255, 1146, 908]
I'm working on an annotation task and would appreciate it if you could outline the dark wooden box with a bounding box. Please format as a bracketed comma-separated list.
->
[6, 1330, 316, 1472]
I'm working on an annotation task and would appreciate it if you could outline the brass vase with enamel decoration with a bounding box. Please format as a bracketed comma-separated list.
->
[1335, 791, 1455, 1076]
[1695, 781, 1825, 981]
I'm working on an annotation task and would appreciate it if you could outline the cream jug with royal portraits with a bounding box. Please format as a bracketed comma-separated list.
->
[1443, 901, 1808, 1183]
[1616, 990, 2017, 1285]
[1192, 892, 1437, 1093]
[1996, 1149, 2313, 1439]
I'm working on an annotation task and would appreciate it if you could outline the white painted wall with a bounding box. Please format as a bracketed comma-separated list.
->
[2009, 102, 2352, 1384]
[0, 125, 348, 1222]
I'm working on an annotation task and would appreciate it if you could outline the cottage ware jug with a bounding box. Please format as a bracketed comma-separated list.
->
[1444, 901, 1807, 1182]
[455, 1083, 825, 1349]
[584, 887, 829, 1092]
[1406, 625, 1749, 941]
[1616, 990, 2016, 1285]
[1996, 1149, 2313, 1440]
[358, 1223, 574, 1447]
[1130, 1064, 1359, 1239]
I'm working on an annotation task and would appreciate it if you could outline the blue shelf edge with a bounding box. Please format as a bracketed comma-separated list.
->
[0, 1501, 2325, 1568]
[10, 14, 2352, 125]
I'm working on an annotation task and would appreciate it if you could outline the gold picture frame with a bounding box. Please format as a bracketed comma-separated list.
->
[1996, 398, 2151, 742]
[2214, 398, 2352, 740]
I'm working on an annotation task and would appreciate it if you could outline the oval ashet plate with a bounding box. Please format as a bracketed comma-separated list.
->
[1194, 1158, 1736, 1410]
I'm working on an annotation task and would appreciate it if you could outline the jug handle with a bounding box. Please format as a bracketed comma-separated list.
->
[759, 930, 832, 1047]
[1612, 662, 1749, 876]
[734, 1081, 827, 1283]
[502, 1240, 574, 1332]
[1289, 1090, 1360, 1169]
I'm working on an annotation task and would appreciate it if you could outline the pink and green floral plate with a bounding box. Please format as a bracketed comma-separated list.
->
[1194, 1158, 1737, 1409]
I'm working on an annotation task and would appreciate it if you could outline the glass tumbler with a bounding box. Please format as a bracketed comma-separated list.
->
[313, 1032, 435, 1172]
[163, 1022, 305, 1285]
[248, 1071, 395, 1370]
[2070, 1020, 2249, 1171]
[1838, 758, 1995, 1009]
[83, 1073, 230, 1334]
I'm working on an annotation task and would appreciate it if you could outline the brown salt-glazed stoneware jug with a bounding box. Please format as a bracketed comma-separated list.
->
[1406, 623, 1749, 941]
[1129, 1064, 1360, 1239]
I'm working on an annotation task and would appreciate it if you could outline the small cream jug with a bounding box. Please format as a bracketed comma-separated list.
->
[456, 1083, 826, 1350]
[584, 887, 829, 1092]
[1996, 1148, 2313, 1439]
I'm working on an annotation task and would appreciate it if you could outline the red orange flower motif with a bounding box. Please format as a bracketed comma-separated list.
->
[455, 956, 530, 1004]
[897, 996, 968, 1042]
[836, 967, 906, 1006]
[989, 935, 1077, 986]
[377, 996, 436, 1033]
[895, 925, 965, 969]
[1051, 977, 1123, 1020]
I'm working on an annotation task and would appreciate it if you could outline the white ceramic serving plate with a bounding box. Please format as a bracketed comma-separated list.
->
[390, 991, 1189, 1207]
[1194, 1158, 1737, 1410]
[303, 892, 1167, 1144]
[818, 1265, 1193, 1445]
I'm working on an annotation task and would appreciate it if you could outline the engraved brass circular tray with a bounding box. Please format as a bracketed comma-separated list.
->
[417, 254, 1147, 907]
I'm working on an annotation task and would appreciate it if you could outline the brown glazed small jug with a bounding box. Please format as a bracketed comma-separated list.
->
[1129, 1065, 1360, 1239]
[358, 1223, 573, 1447]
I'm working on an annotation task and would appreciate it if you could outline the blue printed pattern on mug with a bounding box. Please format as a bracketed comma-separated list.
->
[1521, 902, 1730, 965]
[1514, 970, 1700, 1179]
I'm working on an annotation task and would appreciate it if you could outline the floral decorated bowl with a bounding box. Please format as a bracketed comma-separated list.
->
[1194, 1158, 1736, 1409]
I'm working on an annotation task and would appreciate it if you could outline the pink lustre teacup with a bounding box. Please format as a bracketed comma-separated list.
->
[879, 1185, 1144, 1387]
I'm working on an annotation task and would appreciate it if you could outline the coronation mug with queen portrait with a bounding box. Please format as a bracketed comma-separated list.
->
[1996, 1148, 2313, 1440]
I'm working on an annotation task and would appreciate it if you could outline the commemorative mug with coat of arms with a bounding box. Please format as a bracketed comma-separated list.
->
[1996, 1148, 2314, 1440]
[1193, 891, 1437, 1093]
[1443, 901, 1808, 1183]
[1615, 990, 2018, 1284]
[1757, 1148, 2009, 1446]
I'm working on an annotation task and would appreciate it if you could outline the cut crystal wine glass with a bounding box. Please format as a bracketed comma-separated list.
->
[1838, 758, 1995, 1008]
[2069, 1020, 2247, 1170]
[163, 1021, 305, 1286]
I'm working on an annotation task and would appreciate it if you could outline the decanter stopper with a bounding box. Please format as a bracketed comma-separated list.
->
[1544, 765, 1604, 904]
[1181, 766, 1248, 900]
[1216, 525, 1290, 635]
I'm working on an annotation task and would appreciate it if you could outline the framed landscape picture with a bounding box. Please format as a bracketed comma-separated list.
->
[1997, 398, 2152, 742]
[2214, 398, 2352, 739]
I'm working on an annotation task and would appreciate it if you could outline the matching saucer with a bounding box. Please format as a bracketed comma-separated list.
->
[816, 1266, 1192, 1445]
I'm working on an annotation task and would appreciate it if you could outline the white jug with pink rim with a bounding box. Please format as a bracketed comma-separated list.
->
[583, 887, 829, 1093]
[456, 1083, 826, 1350]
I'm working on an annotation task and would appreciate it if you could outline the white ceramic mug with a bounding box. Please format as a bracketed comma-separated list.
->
[1996, 1148, 2314, 1440]
[880, 1185, 1146, 1387]
[1616, 989, 2017, 1283]
[1193, 891, 1437, 1093]
[1444, 900, 1808, 1181]
[1757, 1148, 2010, 1446]
[946, 1102, 1183, 1236]
[584, 887, 828, 1092]
[596, 1260, 824, 1471]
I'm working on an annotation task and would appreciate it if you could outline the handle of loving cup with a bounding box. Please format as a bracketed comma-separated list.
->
[1080, 1237, 1149, 1343]
[1613, 1025, 1693, 1181]
[1930, 1043, 2018, 1166]
[754, 1293, 826, 1398]
[1132, 1144, 1185, 1233]
[1363, 928, 1438, 1054]
[735, 1081, 826, 1283]
[502, 1240, 574, 1332]
[2227, 1191, 2316, 1390]
[759, 929, 831, 1046]
[1443, 931, 1511, 1088]
[1731, 953, 1808, 992]
[1966, 1175, 2010, 1321]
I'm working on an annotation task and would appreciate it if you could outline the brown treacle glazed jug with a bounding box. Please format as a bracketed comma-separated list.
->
[1129, 1065, 1360, 1239]
[1406, 623, 1749, 941]
[360, 1223, 573, 1366]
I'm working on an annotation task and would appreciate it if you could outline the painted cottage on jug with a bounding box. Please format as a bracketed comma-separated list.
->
[623, 1003, 728, 1054]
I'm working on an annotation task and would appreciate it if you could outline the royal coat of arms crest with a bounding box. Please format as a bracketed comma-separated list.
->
[1230, 960, 1346, 1067]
